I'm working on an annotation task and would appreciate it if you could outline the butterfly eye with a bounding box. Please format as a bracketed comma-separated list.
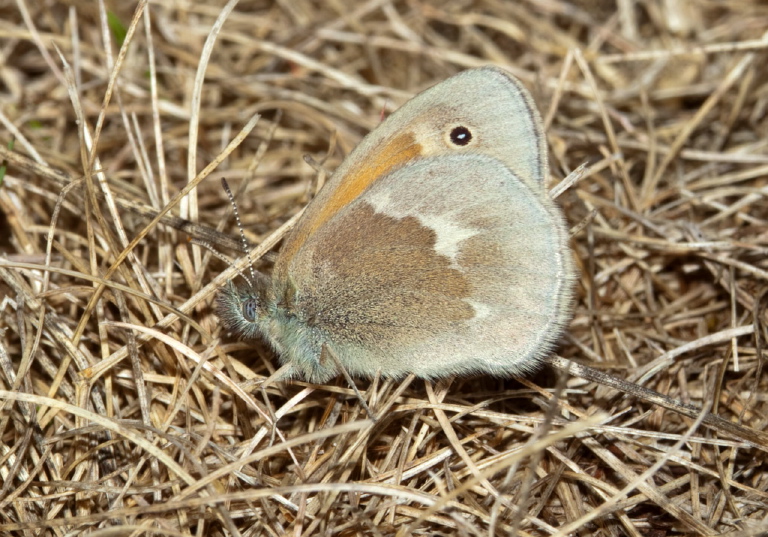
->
[242, 297, 259, 322]
[448, 125, 473, 147]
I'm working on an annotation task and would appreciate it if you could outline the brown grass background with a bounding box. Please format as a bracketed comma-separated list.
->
[1, 1, 768, 535]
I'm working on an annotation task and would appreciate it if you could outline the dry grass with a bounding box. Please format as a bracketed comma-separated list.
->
[1, 1, 768, 535]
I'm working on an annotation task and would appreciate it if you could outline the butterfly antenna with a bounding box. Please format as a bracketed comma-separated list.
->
[191, 238, 251, 283]
[221, 177, 258, 288]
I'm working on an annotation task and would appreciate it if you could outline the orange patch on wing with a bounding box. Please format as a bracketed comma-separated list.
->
[280, 132, 423, 265]
[315, 132, 422, 231]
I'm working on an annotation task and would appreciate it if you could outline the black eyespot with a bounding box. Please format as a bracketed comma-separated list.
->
[242, 297, 259, 322]
[449, 125, 472, 146]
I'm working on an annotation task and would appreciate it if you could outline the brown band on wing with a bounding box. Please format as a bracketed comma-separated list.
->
[279, 132, 423, 267]
[302, 202, 475, 344]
